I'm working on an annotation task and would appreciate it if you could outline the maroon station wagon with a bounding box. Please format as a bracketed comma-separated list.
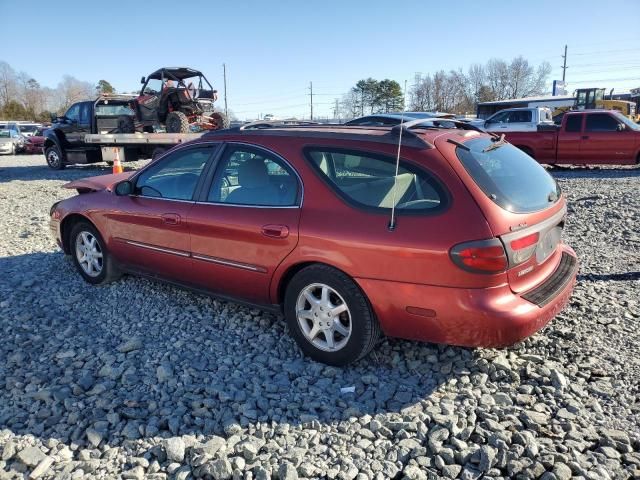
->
[50, 120, 578, 365]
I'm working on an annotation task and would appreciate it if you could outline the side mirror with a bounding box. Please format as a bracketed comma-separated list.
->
[617, 123, 626, 131]
[140, 76, 146, 84]
[484, 121, 490, 127]
[115, 180, 133, 196]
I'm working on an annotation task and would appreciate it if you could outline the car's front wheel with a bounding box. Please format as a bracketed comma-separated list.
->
[284, 265, 380, 365]
[45, 145, 65, 170]
[70, 221, 120, 285]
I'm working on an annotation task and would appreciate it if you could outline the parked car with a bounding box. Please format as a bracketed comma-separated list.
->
[345, 111, 455, 126]
[50, 120, 578, 365]
[23, 126, 46, 154]
[505, 110, 640, 164]
[483, 107, 554, 132]
[0, 129, 25, 155]
[17, 123, 41, 137]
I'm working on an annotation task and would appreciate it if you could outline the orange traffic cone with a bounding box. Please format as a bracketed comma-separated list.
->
[113, 148, 123, 174]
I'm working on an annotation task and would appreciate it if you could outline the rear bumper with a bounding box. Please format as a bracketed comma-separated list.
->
[356, 244, 578, 348]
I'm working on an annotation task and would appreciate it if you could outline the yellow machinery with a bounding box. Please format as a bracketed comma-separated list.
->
[552, 88, 637, 123]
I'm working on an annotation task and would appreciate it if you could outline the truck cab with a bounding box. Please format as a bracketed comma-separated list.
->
[484, 107, 554, 132]
[505, 110, 640, 165]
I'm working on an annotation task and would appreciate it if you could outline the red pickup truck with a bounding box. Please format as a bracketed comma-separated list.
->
[504, 110, 640, 165]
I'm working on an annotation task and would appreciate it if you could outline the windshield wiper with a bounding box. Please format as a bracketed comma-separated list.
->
[482, 134, 506, 152]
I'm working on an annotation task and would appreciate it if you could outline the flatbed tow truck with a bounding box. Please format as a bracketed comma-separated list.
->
[43, 95, 206, 169]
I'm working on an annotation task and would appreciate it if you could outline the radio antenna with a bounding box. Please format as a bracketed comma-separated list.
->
[388, 79, 408, 231]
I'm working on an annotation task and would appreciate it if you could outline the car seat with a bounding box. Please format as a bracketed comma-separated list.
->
[225, 158, 281, 205]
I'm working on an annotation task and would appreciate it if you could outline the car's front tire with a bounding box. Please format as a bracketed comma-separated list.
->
[45, 145, 65, 170]
[69, 221, 120, 285]
[284, 264, 381, 366]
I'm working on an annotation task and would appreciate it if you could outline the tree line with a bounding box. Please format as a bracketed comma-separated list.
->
[0, 61, 115, 121]
[341, 56, 551, 118]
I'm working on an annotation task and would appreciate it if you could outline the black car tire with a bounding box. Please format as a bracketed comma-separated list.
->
[69, 221, 121, 285]
[166, 111, 190, 133]
[45, 145, 65, 170]
[284, 264, 381, 366]
[211, 112, 230, 130]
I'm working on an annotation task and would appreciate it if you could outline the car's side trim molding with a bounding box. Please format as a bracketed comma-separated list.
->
[119, 238, 266, 273]
[192, 253, 267, 273]
[124, 240, 190, 257]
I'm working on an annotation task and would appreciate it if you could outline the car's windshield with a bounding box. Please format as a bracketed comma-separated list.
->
[95, 104, 134, 116]
[0, 130, 10, 138]
[20, 125, 38, 132]
[456, 137, 561, 213]
[613, 111, 640, 131]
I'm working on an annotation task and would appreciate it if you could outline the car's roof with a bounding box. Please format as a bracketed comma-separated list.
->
[566, 109, 621, 114]
[147, 67, 203, 80]
[204, 121, 485, 150]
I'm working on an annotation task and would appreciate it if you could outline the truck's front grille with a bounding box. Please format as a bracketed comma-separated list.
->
[522, 252, 578, 307]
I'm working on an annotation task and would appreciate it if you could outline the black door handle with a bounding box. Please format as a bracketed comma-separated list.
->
[581, 135, 589, 140]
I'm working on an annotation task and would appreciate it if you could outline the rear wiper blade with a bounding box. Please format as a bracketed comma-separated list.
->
[482, 134, 506, 152]
[447, 138, 470, 151]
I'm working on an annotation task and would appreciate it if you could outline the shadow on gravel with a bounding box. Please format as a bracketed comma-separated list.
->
[0, 251, 463, 447]
[547, 165, 640, 180]
[0, 161, 142, 183]
[578, 272, 640, 282]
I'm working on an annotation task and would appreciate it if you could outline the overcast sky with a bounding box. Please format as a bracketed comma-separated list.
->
[2, 0, 639, 119]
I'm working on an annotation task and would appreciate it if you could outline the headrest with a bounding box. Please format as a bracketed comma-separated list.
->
[238, 158, 269, 188]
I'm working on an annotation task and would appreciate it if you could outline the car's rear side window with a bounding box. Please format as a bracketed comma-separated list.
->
[456, 137, 560, 213]
[305, 148, 447, 214]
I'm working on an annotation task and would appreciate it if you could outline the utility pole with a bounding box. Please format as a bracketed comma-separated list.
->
[334, 98, 340, 121]
[561, 45, 568, 82]
[309, 81, 313, 120]
[222, 63, 228, 118]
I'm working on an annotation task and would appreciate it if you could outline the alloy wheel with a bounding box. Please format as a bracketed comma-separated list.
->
[296, 283, 352, 352]
[75, 231, 103, 277]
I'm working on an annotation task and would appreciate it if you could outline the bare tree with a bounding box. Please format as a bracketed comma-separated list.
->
[408, 56, 552, 114]
[56, 75, 94, 112]
[0, 61, 18, 107]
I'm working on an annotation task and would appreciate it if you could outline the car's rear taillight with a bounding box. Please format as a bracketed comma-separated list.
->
[510, 232, 539, 265]
[450, 239, 508, 274]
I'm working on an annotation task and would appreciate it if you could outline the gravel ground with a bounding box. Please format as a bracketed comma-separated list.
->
[0, 154, 639, 480]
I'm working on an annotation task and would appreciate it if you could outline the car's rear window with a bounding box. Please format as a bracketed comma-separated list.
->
[456, 137, 560, 213]
[305, 147, 448, 214]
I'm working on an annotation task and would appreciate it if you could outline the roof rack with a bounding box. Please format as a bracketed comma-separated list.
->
[203, 123, 436, 149]
[391, 117, 483, 133]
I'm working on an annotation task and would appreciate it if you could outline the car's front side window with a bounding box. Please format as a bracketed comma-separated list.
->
[306, 148, 447, 213]
[65, 104, 80, 122]
[585, 114, 620, 132]
[134, 146, 213, 200]
[208, 146, 299, 206]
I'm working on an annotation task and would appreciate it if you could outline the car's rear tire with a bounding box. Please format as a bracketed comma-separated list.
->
[45, 145, 65, 170]
[284, 264, 380, 366]
[69, 221, 121, 285]
[166, 111, 190, 133]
